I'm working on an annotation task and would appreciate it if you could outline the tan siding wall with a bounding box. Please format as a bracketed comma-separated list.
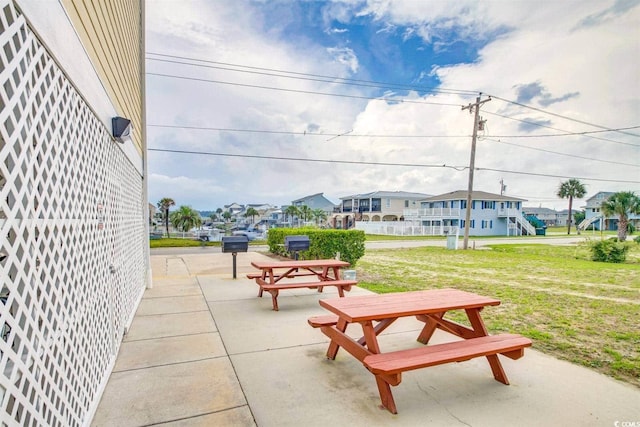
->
[62, 0, 144, 154]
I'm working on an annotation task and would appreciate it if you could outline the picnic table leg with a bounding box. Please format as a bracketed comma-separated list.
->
[362, 321, 399, 414]
[267, 289, 280, 311]
[465, 308, 510, 384]
[374, 376, 398, 414]
[326, 318, 348, 359]
[416, 312, 444, 344]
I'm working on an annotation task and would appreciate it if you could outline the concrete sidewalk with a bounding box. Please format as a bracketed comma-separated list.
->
[92, 251, 640, 426]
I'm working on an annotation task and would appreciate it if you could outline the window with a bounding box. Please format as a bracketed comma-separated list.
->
[404, 200, 409, 208]
[386, 198, 390, 207]
[461, 200, 467, 209]
[460, 220, 465, 228]
[472, 201, 477, 209]
[482, 201, 495, 209]
[470, 220, 475, 228]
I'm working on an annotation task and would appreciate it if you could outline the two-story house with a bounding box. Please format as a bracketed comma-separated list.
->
[291, 193, 336, 225]
[333, 191, 432, 229]
[400, 190, 534, 237]
[580, 191, 640, 231]
[522, 207, 559, 226]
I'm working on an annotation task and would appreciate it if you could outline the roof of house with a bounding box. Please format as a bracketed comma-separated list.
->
[421, 190, 527, 202]
[585, 191, 615, 202]
[339, 190, 432, 200]
[522, 207, 557, 215]
[291, 193, 335, 205]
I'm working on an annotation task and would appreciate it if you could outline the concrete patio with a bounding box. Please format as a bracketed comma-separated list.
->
[92, 250, 640, 426]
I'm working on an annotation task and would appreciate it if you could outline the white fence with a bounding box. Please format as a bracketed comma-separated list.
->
[0, 2, 146, 425]
[355, 221, 458, 236]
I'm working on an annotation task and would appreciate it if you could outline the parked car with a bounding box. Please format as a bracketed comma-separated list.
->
[232, 228, 263, 241]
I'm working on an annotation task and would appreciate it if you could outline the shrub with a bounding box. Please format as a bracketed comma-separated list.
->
[634, 235, 640, 244]
[590, 239, 629, 263]
[267, 227, 365, 266]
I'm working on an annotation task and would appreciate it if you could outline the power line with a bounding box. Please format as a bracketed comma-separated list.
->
[147, 147, 468, 170]
[147, 72, 463, 107]
[147, 123, 640, 140]
[145, 72, 638, 147]
[147, 52, 639, 142]
[146, 52, 477, 96]
[146, 124, 470, 138]
[488, 125, 640, 138]
[147, 123, 638, 166]
[483, 110, 639, 147]
[483, 137, 639, 168]
[476, 166, 639, 184]
[148, 147, 640, 183]
[490, 94, 640, 138]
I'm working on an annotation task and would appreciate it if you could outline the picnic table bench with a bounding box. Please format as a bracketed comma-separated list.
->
[309, 288, 532, 414]
[249, 259, 357, 311]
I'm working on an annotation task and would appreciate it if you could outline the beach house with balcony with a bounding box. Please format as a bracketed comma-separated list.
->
[357, 190, 533, 236]
[332, 191, 432, 229]
[579, 191, 640, 232]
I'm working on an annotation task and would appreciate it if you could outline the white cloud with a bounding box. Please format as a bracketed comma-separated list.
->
[326, 47, 360, 73]
[145, 0, 640, 211]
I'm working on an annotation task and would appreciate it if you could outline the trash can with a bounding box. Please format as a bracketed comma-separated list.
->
[446, 234, 458, 250]
[343, 270, 356, 281]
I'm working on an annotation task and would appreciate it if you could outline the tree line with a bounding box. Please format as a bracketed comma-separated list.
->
[154, 199, 330, 238]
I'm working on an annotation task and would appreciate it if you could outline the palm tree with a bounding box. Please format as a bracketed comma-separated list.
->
[244, 207, 259, 225]
[312, 208, 327, 225]
[222, 211, 232, 222]
[299, 205, 313, 225]
[170, 205, 202, 232]
[157, 197, 175, 238]
[284, 205, 300, 226]
[557, 179, 587, 235]
[600, 191, 640, 241]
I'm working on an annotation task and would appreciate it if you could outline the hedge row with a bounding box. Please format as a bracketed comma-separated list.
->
[267, 228, 365, 266]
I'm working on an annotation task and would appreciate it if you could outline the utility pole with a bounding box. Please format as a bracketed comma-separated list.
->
[461, 94, 491, 250]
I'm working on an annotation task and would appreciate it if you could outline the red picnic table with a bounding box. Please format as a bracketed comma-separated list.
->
[309, 288, 532, 413]
[248, 259, 357, 311]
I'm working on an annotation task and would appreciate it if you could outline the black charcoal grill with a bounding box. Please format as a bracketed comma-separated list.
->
[221, 235, 249, 278]
[284, 235, 310, 260]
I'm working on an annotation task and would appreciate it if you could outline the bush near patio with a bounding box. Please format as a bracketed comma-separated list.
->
[355, 243, 640, 387]
[590, 238, 630, 263]
[267, 227, 365, 266]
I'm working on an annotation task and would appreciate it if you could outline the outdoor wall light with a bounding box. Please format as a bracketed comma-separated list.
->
[112, 117, 132, 143]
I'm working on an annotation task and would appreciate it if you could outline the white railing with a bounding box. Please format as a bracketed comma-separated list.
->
[578, 216, 602, 231]
[507, 215, 536, 236]
[497, 208, 521, 217]
[356, 221, 458, 236]
[403, 208, 461, 218]
[0, 5, 145, 425]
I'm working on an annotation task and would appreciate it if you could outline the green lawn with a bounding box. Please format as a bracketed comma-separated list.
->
[356, 242, 640, 387]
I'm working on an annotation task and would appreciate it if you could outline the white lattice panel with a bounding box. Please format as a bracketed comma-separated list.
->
[0, 1, 146, 425]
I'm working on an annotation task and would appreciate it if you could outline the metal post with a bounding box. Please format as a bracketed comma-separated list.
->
[232, 252, 237, 279]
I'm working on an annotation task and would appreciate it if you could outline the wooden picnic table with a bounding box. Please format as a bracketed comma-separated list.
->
[249, 259, 357, 311]
[309, 288, 532, 414]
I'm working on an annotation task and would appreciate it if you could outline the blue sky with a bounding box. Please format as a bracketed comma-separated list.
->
[145, 0, 640, 211]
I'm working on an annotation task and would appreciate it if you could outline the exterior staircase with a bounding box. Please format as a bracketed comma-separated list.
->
[578, 215, 602, 231]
